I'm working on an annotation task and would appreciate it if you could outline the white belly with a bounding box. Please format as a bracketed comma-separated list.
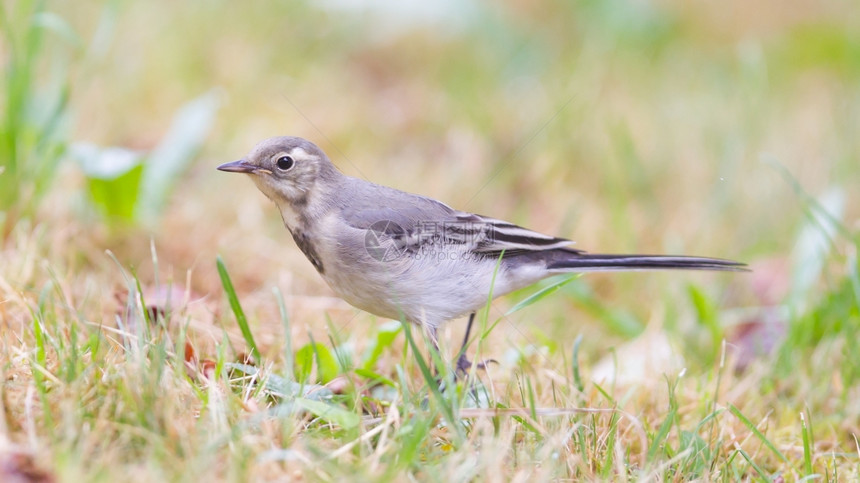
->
[311, 215, 547, 328]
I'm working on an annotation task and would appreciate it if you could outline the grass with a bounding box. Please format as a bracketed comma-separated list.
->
[0, 0, 72, 234]
[2, 0, 860, 481]
[3, 215, 857, 481]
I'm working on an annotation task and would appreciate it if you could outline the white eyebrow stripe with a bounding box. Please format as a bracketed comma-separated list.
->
[289, 147, 310, 158]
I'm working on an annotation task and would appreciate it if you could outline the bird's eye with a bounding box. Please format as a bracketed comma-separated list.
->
[276, 155, 294, 171]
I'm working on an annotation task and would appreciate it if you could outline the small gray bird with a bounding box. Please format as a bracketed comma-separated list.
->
[218, 136, 745, 372]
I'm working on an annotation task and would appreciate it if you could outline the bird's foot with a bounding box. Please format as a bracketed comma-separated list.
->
[455, 353, 497, 376]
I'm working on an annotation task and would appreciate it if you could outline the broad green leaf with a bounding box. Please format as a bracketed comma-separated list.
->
[294, 397, 360, 429]
[72, 143, 144, 180]
[296, 342, 339, 383]
[295, 343, 313, 383]
[86, 163, 143, 221]
[354, 368, 396, 387]
[72, 143, 145, 221]
[361, 320, 402, 370]
[228, 363, 332, 401]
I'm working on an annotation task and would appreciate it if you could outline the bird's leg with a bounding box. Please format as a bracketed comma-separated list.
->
[455, 312, 497, 375]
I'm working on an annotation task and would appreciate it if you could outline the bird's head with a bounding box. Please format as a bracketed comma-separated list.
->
[218, 136, 336, 206]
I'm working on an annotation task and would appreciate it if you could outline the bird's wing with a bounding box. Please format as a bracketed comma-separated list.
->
[341, 188, 578, 258]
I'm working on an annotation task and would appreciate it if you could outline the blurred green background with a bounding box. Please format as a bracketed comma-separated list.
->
[2, 0, 859, 364]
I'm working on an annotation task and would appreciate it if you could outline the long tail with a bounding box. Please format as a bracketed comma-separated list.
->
[547, 253, 747, 272]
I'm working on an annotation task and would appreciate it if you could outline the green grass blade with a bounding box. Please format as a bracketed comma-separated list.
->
[601, 411, 619, 478]
[735, 448, 770, 481]
[525, 376, 537, 421]
[216, 256, 259, 360]
[273, 286, 294, 378]
[400, 321, 463, 443]
[571, 334, 585, 393]
[801, 410, 813, 475]
[593, 382, 616, 405]
[26, 304, 53, 428]
[505, 274, 581, 316]
[647, 407, 677, 464]
[728, 403, 788, 464]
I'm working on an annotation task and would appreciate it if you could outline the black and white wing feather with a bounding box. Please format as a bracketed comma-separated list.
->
[451, 213, 578, 257]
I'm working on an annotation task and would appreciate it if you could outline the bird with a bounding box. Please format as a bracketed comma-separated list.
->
[218, 136, 745, 373]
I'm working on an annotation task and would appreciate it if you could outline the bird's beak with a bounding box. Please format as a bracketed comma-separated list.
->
[217, 159, 259, 173]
